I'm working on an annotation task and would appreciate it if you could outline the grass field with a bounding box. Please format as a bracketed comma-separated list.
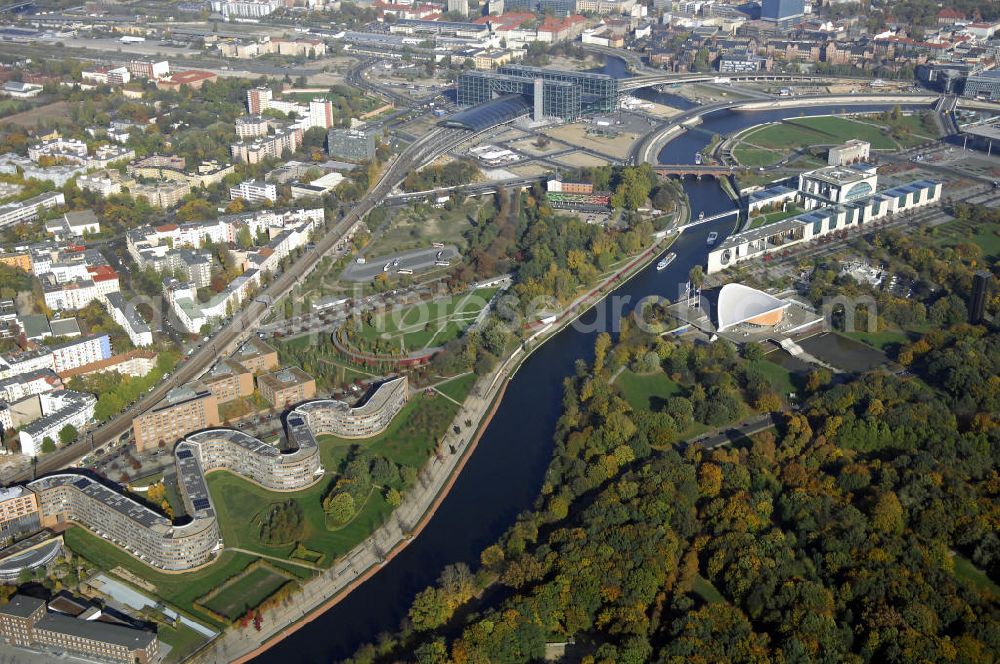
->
[753, 359, 798, 397]
[64, 527, 256, 627]
[159, 622, 209, 664]
[320, 391, 460, 468]
[953, 555, 1000, 597]
[934, 217, 1000, 261]
[358, 287, 497, 351]
[206, 470, 391, 561]
[843, 327, 912, 353]
[733, 115, 930, 168]
[693, 575, 726, 604]
[365, 201, 481, 257]
[201, 567, 290, 621]
[617, 369, 683, 412]
[434, 373, 476, 403]
[748, 207, 803, 229]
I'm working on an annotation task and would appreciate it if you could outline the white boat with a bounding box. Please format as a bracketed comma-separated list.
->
[694, 152, 703, 165]
[707, 232, 718, 246]
[656, 252, 677, 271]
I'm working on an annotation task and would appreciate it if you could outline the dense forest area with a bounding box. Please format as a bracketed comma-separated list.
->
[346, 321, 1000, 663]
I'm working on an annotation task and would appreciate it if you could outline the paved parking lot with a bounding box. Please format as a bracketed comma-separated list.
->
[340, 245, 460, 282]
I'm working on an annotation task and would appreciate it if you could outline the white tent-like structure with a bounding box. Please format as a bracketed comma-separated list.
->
[715, 283, 790, 332]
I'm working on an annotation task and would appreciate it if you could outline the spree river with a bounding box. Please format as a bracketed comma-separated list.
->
[254, 60, 922, 663]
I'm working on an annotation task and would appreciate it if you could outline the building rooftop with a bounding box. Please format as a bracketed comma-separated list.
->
[258, 366, 313, 391]
[35, 613, 156, 650]
[28, 474, 170, 533]
[0, 594, 44, 618]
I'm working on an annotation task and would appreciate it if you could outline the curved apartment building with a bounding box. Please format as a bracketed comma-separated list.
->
[291, 376, 408, 439]
[23, 377, 410, 571]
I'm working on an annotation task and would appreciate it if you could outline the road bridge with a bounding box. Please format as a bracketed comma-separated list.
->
[656, 164, 744, 177]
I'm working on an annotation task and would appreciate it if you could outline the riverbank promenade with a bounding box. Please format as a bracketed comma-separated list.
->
[191, 228, 679, 664]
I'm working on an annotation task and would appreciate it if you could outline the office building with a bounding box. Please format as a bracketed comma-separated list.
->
[0, 595, 160, 664]
[201, 360, 254, 405]
[131, 386, 220, 452]
[963, 70, 1000, 101]
[709, 177, 942, 273]
[970, 270, 991, 324]
[232, 338, 279, 373]
[327, 128, 376, 162]
[257, 367, 316, 408]
[0, 487, 40, 546]
[760, 0, 804, 22]
[448, 0, 469, 16]
[290, 376, 408, 438]
[828, 139, 871, 166]
[456, 66, 618, 121]
[798, 164, 879, 207]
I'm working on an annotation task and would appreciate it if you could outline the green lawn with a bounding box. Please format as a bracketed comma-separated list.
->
[201, 567, 291, 621]
[953, 555, 1000, 596]
[206, 470, 392, 563]
[365, 200, 481, 256]
[434, 373, 476, 403]
[753, 359, 797, 397]
[738, 116, 900, 154]
[617, 369, 683, 412]
[64, 527, 256, 627]
[159, 622, 209, 664]
[748, 207, 802, 229]
[934, 217, 1000, 261]
[732, 146, 785, 168]
[842, 327, 912, 353]
[319, 391, 460, 468]
[693, 575, 726, 604]
[357, 287, 497, 351]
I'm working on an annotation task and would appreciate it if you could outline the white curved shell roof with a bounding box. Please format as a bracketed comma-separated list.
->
[716, 283, 789, 331]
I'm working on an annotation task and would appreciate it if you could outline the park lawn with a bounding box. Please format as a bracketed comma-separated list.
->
[693, 575, 726, 604]
[63, 526, 255, 627]
[843, 327, 912, 353]
[748, 207, 803, 229]
[787, 116, 898, 150]
[159, 622, 209, 664]
[753, 359, 797, 397]
[741, 121, 833, 151]
[359, 287, 497, 350]
[435, 373, 476, 403]
[733, 146, 784, 168]
[953, 554, 1000, 596]
[365, 201, 480, 256]
[934, 217, 1000, 261]
[201, 567, 291, 621]
[206, 470, 393, 564]
[617, 369, 683, 412]
[320, 391, 460, 468]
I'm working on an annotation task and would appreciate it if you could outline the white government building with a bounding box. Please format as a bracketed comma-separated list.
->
[708, 165, 941, 274]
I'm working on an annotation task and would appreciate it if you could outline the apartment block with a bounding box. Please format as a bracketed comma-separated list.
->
[132, 386, 220, 452]
[257, 367, 316, 408]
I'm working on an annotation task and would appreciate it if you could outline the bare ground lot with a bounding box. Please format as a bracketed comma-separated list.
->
[2, 100, 72, 127]
[542, 122, 637, 160]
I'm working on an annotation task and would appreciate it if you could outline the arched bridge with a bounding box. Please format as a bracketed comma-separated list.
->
[656, 164, 744, 177]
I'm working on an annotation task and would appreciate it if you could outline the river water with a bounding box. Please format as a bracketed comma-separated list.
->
[253, 58, 921, 663]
